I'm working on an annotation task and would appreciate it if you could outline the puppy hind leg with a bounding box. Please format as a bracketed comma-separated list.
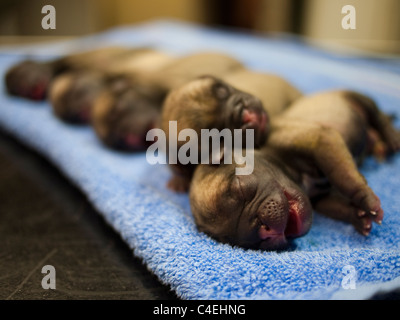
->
[366, 128, 387, 161]
[269, 121, 383, 220]
[166, 164, 195, 193]
[345, 91, 400, 156]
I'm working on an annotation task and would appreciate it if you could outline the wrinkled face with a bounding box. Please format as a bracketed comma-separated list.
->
[91, 78, 161, 151]
[49, 72, 104, 124]
[162, 76, 269, 150]
[189, 152, 313, 251]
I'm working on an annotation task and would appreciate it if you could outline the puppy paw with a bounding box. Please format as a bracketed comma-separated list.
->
[5, 60, 52, 100]
[353, 211, 376, 236]
[351, 187, 384, 226]
[386, 129, 400, 154]
[379, 122, 400, 155]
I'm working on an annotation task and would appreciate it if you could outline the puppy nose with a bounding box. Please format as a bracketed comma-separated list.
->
[258, 197, 288, 238]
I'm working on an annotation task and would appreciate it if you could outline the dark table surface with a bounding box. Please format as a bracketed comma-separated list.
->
[0, 129, 177, 300]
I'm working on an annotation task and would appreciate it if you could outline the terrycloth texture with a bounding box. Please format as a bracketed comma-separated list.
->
[0, 20, 400, 300]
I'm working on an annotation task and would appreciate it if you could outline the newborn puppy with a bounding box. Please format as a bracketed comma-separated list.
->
[90, 76, 163, 151]
[190, 149, 313, 251]
[91, 52, 244, 151]
[189, 90, 400, 251]
[48, 49, 173, 124]
[49, 71, 105, 123]
[161, 73, 302, 191]
[4, 46, 139, 101]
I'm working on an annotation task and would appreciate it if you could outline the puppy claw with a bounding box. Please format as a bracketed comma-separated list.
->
[353, 213, 374, 236]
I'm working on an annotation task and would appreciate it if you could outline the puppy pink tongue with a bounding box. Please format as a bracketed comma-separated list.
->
[124, 134, 143, 148]
[242, 109, 264, 128]
[29, 78, 48, 100]
[242, 109, 267, 130]
[78, 108, 91, 123]
[242, 109, 258, 123]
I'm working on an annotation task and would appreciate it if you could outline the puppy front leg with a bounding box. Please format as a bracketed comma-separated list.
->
[312, 191, 377, 236]
[269, 121, 383, 224]
[167, 174, 191, 193]
[166, 164, 194, 193]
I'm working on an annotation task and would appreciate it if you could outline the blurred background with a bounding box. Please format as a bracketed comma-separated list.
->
[0, 0, 399, 54]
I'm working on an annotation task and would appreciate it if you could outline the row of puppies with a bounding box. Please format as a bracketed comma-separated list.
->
[5, 47, 400, 251]
[6, 47, 251, 150]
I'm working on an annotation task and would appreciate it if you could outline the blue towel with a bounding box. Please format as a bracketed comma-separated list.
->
[1, 20, 399, 300]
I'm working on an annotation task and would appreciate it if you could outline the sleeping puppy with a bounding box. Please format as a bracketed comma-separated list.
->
[161, 73, 302, 191]
[90, 52, 244, 151]
[4, 46, 147, 101]
[189, 90, 400, 251]
[48, 48, 174, 124]
[90, 75, 163, 151]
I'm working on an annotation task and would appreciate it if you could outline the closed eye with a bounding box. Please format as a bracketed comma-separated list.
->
[213, 83, 230, 100]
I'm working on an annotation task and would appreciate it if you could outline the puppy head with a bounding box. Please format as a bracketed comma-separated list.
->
[161, 75, 269, 158]
[91, 77, 162, 151]
[49, 72, 104, 124]
[189, 150, 313, 251]
[5, 60, 51, 100]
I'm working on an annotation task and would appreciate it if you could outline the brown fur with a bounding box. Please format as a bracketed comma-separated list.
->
[4, 47, 140, 100]
[48, 48, 174, 124]
[189, 90, 400, 250]
[161, 73, 302, 192]
[90, 52, 244, 151]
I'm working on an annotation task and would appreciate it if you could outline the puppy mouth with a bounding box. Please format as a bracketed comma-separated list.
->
[283, 190, 312, 238]
[114, 123, 157, 151]
[258, 236, 288, 251]
[253, 191, 300, 250]
[240, 108, 268, 146]
[75, 107, 91, 123]
[255, 190, 311, 251]
[29, 79, 48, 100]
[63, 106, 92, 124]
[124, 133, 147, 149]
[112, 133, 148, 151]
[14, 78, 48, 101]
